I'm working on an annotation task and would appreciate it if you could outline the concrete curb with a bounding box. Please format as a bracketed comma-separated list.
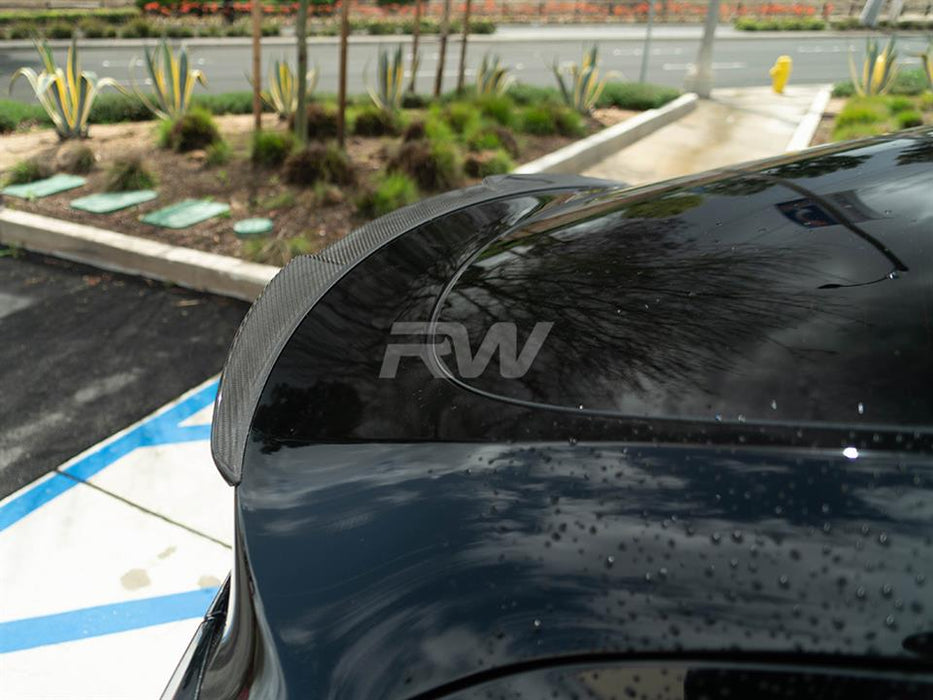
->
[515, 93, 698, 175]
[785, 84, 833, 152]
[0, 208, 277, 302]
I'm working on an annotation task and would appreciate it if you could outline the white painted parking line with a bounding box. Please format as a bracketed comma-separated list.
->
[0, 377, 231, 699]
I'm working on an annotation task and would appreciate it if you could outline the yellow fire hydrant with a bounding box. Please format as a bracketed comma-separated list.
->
[770, 55, 793, 94]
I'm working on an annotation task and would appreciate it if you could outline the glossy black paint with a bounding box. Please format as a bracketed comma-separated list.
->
[186, 134, 933, 699]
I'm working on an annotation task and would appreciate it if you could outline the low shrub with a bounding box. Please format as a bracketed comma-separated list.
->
[401, 92, 430, 109]
[288, 103, 340, 141]
[443, 102, 481, 134]
[162, 108, 222, 152]
[554, 107, 586, 137]
[78, 18, 117, 39]
[321, 143, 355, 185]
[119, 18, 153, 38]
[105, 155, 157, 192]
[5, 158, 50, 186]
[735, 17, 825, 31]
[597, 82, 681, 110]
[891, 69, 927, 96]
[389, 140, 463, 191]
[886, 96, 915, 114]
[400, 18, 440, 34]
[832, 81, 855, 98]
[7, 22, 32, 40]
[88, 93, 151, 124]
[206, 140, 232, 166]
[520, 105, 558, 135]
[165, 24, 195, 39]
[477, 94, 515, 127]
[58, 144, 96, 174]
[45, 21, 74, 39]
[466, 125, 503, 152]
[224, 20, 251, 37]
[192, 91, 256, 116]
[352, 105, 400, 137]
[466, 124, 521, 157]
[833, 122, 888, 142]
[468, 19, 496, 34]
[449, 19, 497, 34]
[252, 130, 295, 168]
[402, 120, 427, 142]
[424, 113, 455, 142]
[284, 143, 355, 186]
[0, 99, 48, 132]
[896, 110, 923, 129]
[464, 149, 514, 178]
[261, 21, 282, 37]
[243, 236, 315, 267]
[835, 98, 889, 129]
[356, 173, 420, 218]
[920, 93, 933, 111]
[508, 83, 562, 106]
[366, 20, 398, 35]
[830, 17, 862, 30]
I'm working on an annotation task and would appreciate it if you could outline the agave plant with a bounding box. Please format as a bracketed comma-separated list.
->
[918, 40, 933, 89]
[132, 40, 207, 121]
[553, 46, 611, 115]
[368, 46, 405, 112]
[10, 39, 124, 140]
[475, 53, 513, 96]
[261, 59, 319, 121]
[849, 36, 899, 96]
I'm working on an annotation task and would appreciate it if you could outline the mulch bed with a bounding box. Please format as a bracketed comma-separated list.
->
[1, 109, 633, 263]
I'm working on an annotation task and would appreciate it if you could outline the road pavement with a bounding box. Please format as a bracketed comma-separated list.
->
[0, 249, 247, 500]
[1, 26, 927, 100]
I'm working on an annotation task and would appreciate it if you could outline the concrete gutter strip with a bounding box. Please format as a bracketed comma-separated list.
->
[785, 85, 833, 152]
[515, 93, 698, 175]
[0, 209, 278, 302]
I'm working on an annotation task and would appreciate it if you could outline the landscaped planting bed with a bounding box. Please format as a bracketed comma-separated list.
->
[0, 93, 642, 266]
[810, 69, 932, 146]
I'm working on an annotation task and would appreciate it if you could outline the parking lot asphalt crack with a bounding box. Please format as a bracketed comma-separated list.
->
[55, 470, 233, 550]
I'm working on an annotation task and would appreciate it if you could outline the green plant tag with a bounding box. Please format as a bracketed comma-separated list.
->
[233, 218, 274, 238]
[141, 199, 231, 229]
[3, 175, 86, 200]
[70, 190, 158, 214]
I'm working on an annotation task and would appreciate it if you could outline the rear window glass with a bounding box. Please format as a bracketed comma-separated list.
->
[435, 138, 933, 429]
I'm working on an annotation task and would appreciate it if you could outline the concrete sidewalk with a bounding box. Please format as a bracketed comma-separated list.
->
[585, 85, 829, 185]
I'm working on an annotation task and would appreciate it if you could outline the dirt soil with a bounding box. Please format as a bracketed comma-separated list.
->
[810, 97, 846, 147]
[0, 109, 634, 263]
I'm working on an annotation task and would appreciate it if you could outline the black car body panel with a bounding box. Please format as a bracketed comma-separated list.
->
[168, 133, 933, 699]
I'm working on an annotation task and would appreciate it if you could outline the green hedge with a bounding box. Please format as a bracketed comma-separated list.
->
[0, 91, 265, 133]
[597, 82, 681, 110]
[0, 8, 139, 26]
[735, 17, 826, 31]
[0, 99, 49, 133]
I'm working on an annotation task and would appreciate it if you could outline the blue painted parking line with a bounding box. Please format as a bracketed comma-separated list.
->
[0, 587, 219, 653]
[0, 380, 218, 533]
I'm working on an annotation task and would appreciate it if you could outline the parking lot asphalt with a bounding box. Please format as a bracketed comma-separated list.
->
[0, 248, 248, 500]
